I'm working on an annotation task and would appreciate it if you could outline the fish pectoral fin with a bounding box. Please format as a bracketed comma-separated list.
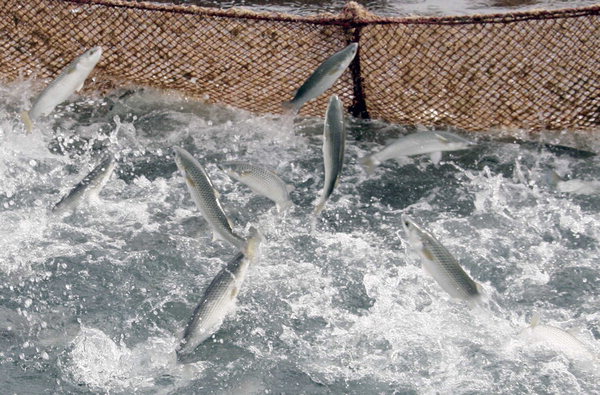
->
[430, 151, 442, 165]
[212, 231, 223, 242]
[21, 111, 33, 133]
[230, 286, 239, 299]
[185, 175, 197, 188]
[421, 247, 435, 262]
[75, 81, 85, 92]
[475, 282, 485, 296]
[227, 217, 236, 229]
[285, 184, 295, 193]
[66, 64, 78, 74]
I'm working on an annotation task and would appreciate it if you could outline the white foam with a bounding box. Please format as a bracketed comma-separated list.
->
[64, 326, 205, 392]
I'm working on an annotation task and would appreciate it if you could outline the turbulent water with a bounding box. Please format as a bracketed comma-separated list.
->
[1, 79, 599, 394]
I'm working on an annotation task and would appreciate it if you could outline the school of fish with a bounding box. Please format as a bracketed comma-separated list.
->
[14, 42, 599, 368]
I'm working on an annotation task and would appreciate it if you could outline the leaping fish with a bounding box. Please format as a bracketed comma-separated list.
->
[176, 228, 263, 360]
[314, 95, 346, 215]
[361, 131, 475, 174]
[22, 46, 103, 133]
[283, 43, 358, 114]
[174, 147, 245, 249]
[402, 216, 483, 303]
[520, 313, 596, 361]
[52, 154, 116, 215]
[218, 161, 294, 213]
[546, 171, 600, 195]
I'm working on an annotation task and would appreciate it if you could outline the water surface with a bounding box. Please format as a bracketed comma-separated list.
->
[0, 80, 599, 394]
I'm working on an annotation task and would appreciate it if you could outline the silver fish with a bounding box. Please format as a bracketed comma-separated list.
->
[283, 43, 358, 114]
[52, 154, 116, 215]
[547, 171, 600, 195]
[361, 131, 475, 174]
[218, 161, 293, 213]
[174, 147, 244, 249]
[22, 46, 103, 133]
[176, 228, 262, 360]
[520, 313, 595, 361]
[314, 95, 346, 214]
[402, 216, 482, 302]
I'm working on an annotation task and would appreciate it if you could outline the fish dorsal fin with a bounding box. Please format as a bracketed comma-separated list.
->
[530, 312, 541, 328]
[434, 133, 449, 143]
[75, 81, 85, 92]
[430, 151, 442, 165]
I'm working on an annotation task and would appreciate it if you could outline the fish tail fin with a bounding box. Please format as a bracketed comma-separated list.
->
[468, 282, 489, 309]
[244, 227, 263, 259]
[360, 156, 377, 175]
[313, 199, 326, 216]
[21, 111, 33, 133]
[546, 170, 564, 187]
[276, 199, 294, 214]
[282, 101, 299, 117]
[530, 312, 541, 328]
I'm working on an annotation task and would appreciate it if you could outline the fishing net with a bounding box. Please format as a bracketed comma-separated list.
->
[0, 0, 598, 132]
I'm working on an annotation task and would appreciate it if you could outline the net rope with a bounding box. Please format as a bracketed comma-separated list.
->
[0, 0, 598, 132]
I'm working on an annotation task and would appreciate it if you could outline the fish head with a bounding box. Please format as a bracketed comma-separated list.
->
[327, 94, 343, 112]
[329, 43, 359, 75]
[173, 146, 193, 175]
[344, 42, 359, 60]
[80, 46, 103, 67]
[401, 215, 425, 247]
[434, 132, 476, 150]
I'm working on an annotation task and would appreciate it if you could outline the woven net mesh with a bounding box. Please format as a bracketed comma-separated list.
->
[0, 0, 598, 132]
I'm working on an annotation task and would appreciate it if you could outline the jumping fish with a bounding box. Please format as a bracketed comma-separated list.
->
[218, 161, 293, 213]
[22, 46, 103, 133]
[520, 313, 595, 361]
[314, 95, 346, 215]
[52, 154, 116, 215]
[176, 228, 263, 360]
[283, 43, 358, 114]
[402, 216, 483, 302]
[546, 171, 600, 195]
[174, 147, 245, 249]
[361, 131, 475, 174]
